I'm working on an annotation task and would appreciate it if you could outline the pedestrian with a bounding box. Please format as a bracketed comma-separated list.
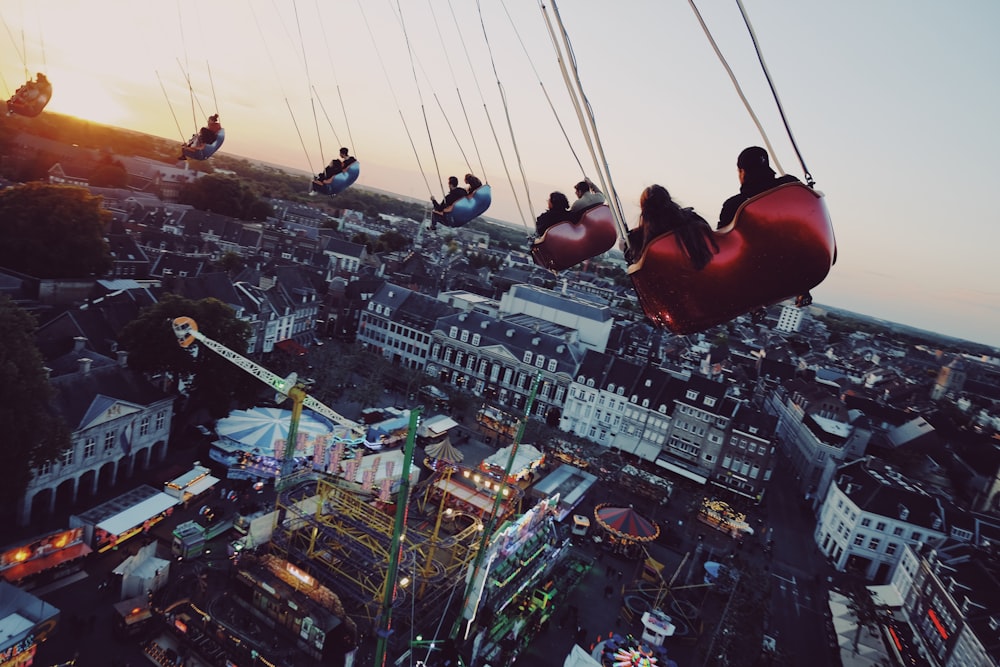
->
[617, 569, 623, 581]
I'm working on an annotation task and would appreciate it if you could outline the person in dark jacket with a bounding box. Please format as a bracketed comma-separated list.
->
[534, 191, 570, 236]
[718, 146, 811, 309]
[716, 146, 799, 229]
[431, 176, 468, 229]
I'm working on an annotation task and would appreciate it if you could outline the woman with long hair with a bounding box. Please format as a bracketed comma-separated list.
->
[628, 184, 718, 268]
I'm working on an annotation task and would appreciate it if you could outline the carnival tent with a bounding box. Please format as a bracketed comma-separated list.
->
[479, 443, 544, 480]
[215, 406, 333, 457]
[425, 437, 464, 464]
[594, 504, 660, 542]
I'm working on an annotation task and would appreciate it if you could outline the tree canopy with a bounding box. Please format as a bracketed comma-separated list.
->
[0, 183, 112, 278]
[179, 174, 274, 220]
[0, 297, 71, 510]
[118, 294, 260, 418]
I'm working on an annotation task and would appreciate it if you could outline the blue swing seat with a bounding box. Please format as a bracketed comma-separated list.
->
[313, 161, 361, 196]
[440, 185, 492, 227]
[183, 128, 225, 160]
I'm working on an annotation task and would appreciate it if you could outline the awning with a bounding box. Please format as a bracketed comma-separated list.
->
[434, 479, 497, 514]
[97, 492, 179, 536]
[1, 542, 92, 583]
[654, 458, 708, 485]
[185, 474, 220, 497]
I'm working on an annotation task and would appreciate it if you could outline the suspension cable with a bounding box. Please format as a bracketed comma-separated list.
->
[175, 1, 198, 134]
[434, 0, 485, 180]
[686, 0, 788, 177]
[207, 61, 219, 114]
[293, 0, 325, 168]
[545, 0, 631, 244]
[156, 70, 187, 141]
[396, 0, 444, 198]
[314, 0, 357, 155]
[735, 0, 813, 185]
[250, 0, 315, 175]
[474, 0, 532, 229]
[357, 0, 435, 197]
[502, 0, 585, 175]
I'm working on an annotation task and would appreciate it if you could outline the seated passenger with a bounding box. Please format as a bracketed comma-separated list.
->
[430, 176, 467, 229]
[180, 114, 221, 160]
[624, 184, 718, 267]
[464, 173, 483, 194]
[717, 146, 800, 229]
[534, 191, 571, 237]
[338, 146, 356, 169]
[568, 178, 605, 222]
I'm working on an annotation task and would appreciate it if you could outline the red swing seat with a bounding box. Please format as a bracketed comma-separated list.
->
[531, 204, 618, 271]
[627, 182, 836, 334]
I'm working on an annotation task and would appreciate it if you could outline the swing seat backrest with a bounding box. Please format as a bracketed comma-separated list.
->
[627, 182, 836, 334]
[531, 204, 617, 271]
[442, 185, 492, 227]
[185, 128, 226, 160]
[315, 161, 361, 196]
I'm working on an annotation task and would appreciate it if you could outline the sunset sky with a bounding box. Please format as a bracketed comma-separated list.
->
[3, 1, 999, 348]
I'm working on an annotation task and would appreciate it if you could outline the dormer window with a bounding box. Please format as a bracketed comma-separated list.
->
[535, 355, 545, 368]
[472, 334, 481, 346]
[686, 389, 698, 400]
[547, 359, 557, 372]
[523, 351, 533, 364]
[608, 383, 616, 392]
[703, 396, 716, 407]
[460, 330, 469, 342]
[449, 326, 458, 339]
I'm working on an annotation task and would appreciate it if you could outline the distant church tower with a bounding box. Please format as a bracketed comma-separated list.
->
[931, 357, 967, 400]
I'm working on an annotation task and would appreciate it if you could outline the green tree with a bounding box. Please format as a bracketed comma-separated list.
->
[0, 183, 112, 278]
[118, 294, 259, 418]
[845, 581, 889, 653]
[0, 297, 71, 511]
[89, 154, 128, 187]
[214, 251, 245, 276]
[179, 174, 271, 220]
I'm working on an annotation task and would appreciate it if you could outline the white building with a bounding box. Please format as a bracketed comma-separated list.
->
[20, 356, 174, 526]
[775, 303, 804, 333]
[814, 458, 948, 581]
[498, 284, 613, 353]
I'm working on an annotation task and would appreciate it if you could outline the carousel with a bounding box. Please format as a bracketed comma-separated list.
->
[593, 505, 660, 558]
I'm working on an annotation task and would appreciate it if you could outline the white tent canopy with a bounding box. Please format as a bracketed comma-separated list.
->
[481, 443, 544, 477]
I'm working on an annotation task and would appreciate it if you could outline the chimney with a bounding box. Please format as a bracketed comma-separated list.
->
[78, 358, 93, 375]
[117, 350, 129, 367]
[73, 336, 87, 353]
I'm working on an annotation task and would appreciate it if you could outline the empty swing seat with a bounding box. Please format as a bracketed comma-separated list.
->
[183, 128, 226, 160]
[531, 204, 618, 271]
[313, 161, 361, 196]
[441, 185, 492, 227]
[627, 182, 836, 334]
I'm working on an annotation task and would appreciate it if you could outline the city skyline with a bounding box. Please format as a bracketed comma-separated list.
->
[3, 1, 999, 347]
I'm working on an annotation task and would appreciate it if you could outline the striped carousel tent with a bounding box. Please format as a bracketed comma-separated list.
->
[215, 406, 333, 457]
[425, 437, 464, 464]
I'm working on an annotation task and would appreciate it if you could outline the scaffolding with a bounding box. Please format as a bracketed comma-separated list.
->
[268, 471, 484, 642]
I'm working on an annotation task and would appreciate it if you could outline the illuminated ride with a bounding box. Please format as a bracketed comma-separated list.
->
[171, 316, 363, 484]
[628, 182, 836, 334]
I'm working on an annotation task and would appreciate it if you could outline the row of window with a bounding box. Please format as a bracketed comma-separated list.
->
[38, 411, 165, 477]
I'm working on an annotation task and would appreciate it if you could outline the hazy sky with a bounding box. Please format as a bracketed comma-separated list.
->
[3, 1, 999, 348]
